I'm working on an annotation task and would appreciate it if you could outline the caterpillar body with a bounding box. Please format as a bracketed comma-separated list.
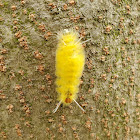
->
[53, 29, 85, 113]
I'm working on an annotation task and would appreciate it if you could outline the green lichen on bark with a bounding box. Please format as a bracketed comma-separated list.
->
[0, 0, 139, 140]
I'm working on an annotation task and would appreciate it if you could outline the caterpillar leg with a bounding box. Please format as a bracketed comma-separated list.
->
[53, 100, 62, 113]
[73, 99, 85, 112]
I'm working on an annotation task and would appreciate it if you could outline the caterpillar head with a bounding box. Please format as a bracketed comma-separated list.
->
[65, 97, 72, 104]
[53, 97, 85, 113]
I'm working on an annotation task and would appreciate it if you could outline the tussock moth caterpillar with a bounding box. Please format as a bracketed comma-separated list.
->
[53, 29, 85, 113]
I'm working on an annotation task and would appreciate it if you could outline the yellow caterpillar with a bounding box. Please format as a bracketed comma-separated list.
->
[53, 29, 85, 113]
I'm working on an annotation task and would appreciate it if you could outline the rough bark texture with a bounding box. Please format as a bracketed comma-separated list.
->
[0, 0, 139, 140]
